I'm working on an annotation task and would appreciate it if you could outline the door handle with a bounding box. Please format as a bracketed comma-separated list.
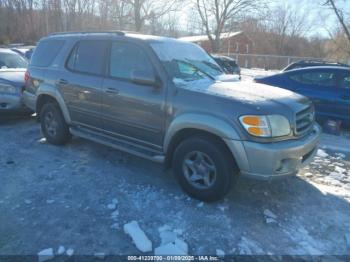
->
[105, 87, 120, 94]
[339, 94, 350, 100]
[57, 79, 69, 86]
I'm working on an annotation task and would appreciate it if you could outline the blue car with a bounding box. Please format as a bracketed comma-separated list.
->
[255, 66, 350, 124]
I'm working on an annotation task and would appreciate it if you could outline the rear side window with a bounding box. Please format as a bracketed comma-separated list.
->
[67, 40, 108, 75]
[289, 71, 336, 87]
[31, 40, 64, 67]
[340, 74, 350, 89]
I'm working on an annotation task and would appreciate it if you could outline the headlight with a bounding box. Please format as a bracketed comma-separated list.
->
[0, 84, 17, 94]
[239, 115, 291, 138]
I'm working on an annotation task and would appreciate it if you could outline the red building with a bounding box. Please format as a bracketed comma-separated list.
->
[179, 31, 253, 54]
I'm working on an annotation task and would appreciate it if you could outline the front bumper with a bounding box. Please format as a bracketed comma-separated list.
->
[225, 124, 321, 180]
[0, 93, 30, 113]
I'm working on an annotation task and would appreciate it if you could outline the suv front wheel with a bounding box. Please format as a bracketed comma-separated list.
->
[40, 102, 71, 145]
[173, 136, 238, 202]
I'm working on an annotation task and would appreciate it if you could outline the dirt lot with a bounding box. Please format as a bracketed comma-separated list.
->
[0, 115, 350, 257]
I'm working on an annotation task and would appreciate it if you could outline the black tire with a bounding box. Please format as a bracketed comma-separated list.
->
[173, 136, 239, 202]
[40, 102, 71, 145]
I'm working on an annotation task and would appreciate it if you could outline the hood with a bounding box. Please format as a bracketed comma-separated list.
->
[215, 74, 240, 82]
[178, 79, 310, 113]
[0, 69, 26, 87]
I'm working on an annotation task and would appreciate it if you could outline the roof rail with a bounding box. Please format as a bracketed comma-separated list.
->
[49, 30, 125, 36]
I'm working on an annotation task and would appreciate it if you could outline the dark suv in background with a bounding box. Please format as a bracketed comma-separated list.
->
[23, 31, 320, 201]
[211, 55, 241, 77]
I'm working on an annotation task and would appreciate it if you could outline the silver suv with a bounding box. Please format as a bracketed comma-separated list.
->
[23, 31, 321, 201]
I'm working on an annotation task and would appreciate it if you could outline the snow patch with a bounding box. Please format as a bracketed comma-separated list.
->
[238, 237, 264, 255]
[263, 209, 277, 219]
[317, 149, 329, 158]
[155, 225, 188, 255]
[111, 210, 119, 220]
[124, 221, 152, 252]
[196, 202, 204, 208]
[334, 166, 346, 174]
[154, 242, 187, 255]
[107, 198, 118, 209]
[57, 246, 65, 255]
[216, 249, 225, 257]
[38, 248, 54, 262]
[66, 248, 74, 256]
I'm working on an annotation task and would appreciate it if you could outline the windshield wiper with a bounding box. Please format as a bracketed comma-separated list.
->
[173, 59, 216, 81]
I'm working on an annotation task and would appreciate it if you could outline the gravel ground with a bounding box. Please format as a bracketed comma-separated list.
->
[0, 115, 350, 257]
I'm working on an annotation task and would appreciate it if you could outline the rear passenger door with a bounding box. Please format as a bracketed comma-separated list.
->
[60, 40, 108, 128]
[101, 41, 166, 148]
[288, 70, 338, 119]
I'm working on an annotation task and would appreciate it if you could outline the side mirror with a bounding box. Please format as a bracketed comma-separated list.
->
[131, 70, 159, 87]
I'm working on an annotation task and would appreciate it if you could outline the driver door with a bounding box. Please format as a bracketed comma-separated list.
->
[101, 41, 166, 147]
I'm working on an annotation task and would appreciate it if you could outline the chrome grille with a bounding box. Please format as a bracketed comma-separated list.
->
[295, 105, 314, 136]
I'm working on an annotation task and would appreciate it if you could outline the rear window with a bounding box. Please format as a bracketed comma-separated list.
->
[31, 40, 65, 67]
[67, 40, 108, 75]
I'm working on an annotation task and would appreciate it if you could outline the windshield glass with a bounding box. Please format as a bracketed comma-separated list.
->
[150, 41, 223, 83]
[0, 52, 28, 69]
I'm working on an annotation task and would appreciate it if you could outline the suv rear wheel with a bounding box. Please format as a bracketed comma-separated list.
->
[40, 102, 71, 145]
[173, 136, 238, 202]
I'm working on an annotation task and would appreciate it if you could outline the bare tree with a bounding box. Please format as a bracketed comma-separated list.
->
[323, 0, 350, 42]
[194, 0, 265, 52]
[125, 0, 181, 32]
[265, 4, 312, 55]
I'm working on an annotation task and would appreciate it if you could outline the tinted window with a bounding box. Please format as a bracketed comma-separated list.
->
[31, 40, 64, 67]
[67, 40, 108, 75]
[290, 71, 336, 87]
[340, 74, 350, 89]
[109, 42, 153, 80]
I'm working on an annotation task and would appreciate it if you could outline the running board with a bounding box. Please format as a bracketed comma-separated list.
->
[70, 127, 165, 163]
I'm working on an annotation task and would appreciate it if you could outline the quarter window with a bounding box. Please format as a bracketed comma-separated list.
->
[109, 42, 154, 80]
[290, 72, 336, 87]
[67, 40, 108, 75]
[31, 40, 64, 67]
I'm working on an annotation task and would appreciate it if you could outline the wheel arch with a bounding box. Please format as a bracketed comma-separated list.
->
[164, 114, 242, 169]
[36, 89, 71, 124]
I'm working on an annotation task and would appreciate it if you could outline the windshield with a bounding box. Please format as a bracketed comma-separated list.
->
[150, 41, 223, 83]
[0, 52, 28, 69]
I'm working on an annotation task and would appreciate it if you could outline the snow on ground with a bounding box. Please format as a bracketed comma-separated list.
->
[123, 221, 152, 252]
[240, 68, 279, 81]
[0, 116, 350, 256]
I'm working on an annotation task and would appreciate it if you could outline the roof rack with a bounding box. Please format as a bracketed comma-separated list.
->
[49, 30, 125, 36]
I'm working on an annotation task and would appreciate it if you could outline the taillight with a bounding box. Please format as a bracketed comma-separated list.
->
[24, 71, 30, 86]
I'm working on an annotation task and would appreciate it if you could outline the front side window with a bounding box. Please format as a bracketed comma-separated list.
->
[67, 40, 108, 75]
[109, 42, 154, 80]
[290, 71, 336, 87]
[150, 41, 223, 83]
